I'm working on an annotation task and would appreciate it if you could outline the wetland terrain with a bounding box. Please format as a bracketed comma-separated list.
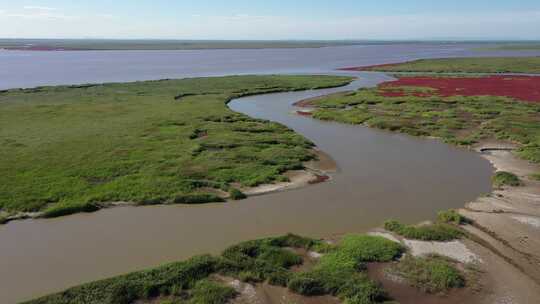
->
[1, 44, 540, 304]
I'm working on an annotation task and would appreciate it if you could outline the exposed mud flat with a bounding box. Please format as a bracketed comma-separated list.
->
[367, 226, 540, 304]
[242, 149, 337, 196]
[368, 263, 478, 304]
[459, 141, 540, 286]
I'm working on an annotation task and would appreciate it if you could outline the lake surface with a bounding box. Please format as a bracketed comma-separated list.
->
[2, 43, 540, 90]
[0, 43, 525, 303]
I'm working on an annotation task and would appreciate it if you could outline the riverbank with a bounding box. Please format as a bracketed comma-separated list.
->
[460, 141, 540, 283]
[24, 213, 540, 304]
[0, 39, 365, 51]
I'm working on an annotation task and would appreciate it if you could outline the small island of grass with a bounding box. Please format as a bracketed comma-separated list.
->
[299, 76, 540, 164]
[345, 57, 540, 74]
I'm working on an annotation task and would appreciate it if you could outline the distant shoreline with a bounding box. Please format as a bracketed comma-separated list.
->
[0, 39, 366, 51]
[2, 39, 539, 51]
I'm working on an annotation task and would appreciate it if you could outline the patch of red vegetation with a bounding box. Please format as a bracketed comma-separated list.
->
[296, 110, 313, 116]
[339, 62, 402, 71]
[308, 174, 330, 185]
[379, 76, 540, 103]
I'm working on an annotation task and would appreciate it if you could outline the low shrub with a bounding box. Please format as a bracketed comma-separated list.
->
[492, 171, 522, 188]
[188, 280, 237, 304]
[228, 188, 247, 200]
[337, 234, 404, 263]
[268, 233, 321, 249]
[289, 235, 400, 304]
[41, 202, 100, 218]
[220, 236, 305, 285]
[384, 220, 463, 241]
[288, 272, 326, 296]
[387, 255, 465, 294]
[437, 209, 466, 225]
[172, 194, 226, 204]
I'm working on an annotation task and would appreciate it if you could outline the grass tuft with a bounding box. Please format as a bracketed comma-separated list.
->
[228, 188, 247, 200]
[188, 280, 237, 304]
[387, 255, 465, 294]
[437, 209, 467, 225]
[288, 235, 402, 303]
[384, 220, 463, 241]
[492, 171, 522, 188]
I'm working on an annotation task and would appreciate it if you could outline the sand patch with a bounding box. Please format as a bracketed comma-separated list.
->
[403, 239, 481, 264]
[511, 215, 540, 229]
[368, 231, 401, 243]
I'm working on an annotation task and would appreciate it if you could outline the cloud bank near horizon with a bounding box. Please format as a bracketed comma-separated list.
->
[1, 3, 540, 40]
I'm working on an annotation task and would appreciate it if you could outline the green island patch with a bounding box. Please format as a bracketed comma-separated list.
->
[24, 232, 477, 304]
[386, 255, 465, 294]
[21, 234, 401, 304]
[0, 75, 353, 219]
[360, 57, 540, 74]
[307, 86, 540, 164]
[492, 171, 522, 188]
[384, 220, 464, 242]
[475, 44, 540, 52]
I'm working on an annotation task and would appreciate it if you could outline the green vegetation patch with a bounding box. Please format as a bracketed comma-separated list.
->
[475, 44, 540, 51]
[387, 255, 465, 294]
[26, 234, 407, 304]
[188, 280, 237, 304]
[384, 220, 463, 241]
[308, 87, 540, 163]
[363, 57, 540, 74]
[288, 235, 403, 303]
[219, 233, 332, 286]
[492, 171, 522, 188]
[0, 75, 352, 218]
[228, 188, 247, 200]
[437, 209, 467, 225]
[23, 254, 222, 304]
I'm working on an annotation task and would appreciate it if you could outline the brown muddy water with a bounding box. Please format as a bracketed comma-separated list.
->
[0, 72, 493, 303]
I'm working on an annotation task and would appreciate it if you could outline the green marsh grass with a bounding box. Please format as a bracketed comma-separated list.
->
[363, 57, 540, 74]
[309, 88, 540, 164]
[387, 255, 465, 294]
[492, 171, 522, 188]
[0, 75, 352, 218]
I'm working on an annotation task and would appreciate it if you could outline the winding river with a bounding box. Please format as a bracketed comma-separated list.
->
[0, 69, 494, 303]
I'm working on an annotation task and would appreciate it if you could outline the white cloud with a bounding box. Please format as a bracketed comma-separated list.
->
[23, 6, 57, 11]
[0, 9, 539, 40]
[5, 12, 77, 20]
[173, 10, 540, 40]
[1, 6, 76, 20]
[97, 14, 114, 19]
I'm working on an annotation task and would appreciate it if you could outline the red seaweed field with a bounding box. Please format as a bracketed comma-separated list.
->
[378, 76, 540, 103]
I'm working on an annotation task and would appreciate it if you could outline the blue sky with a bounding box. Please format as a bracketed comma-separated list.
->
[1, 1, 540, 39]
